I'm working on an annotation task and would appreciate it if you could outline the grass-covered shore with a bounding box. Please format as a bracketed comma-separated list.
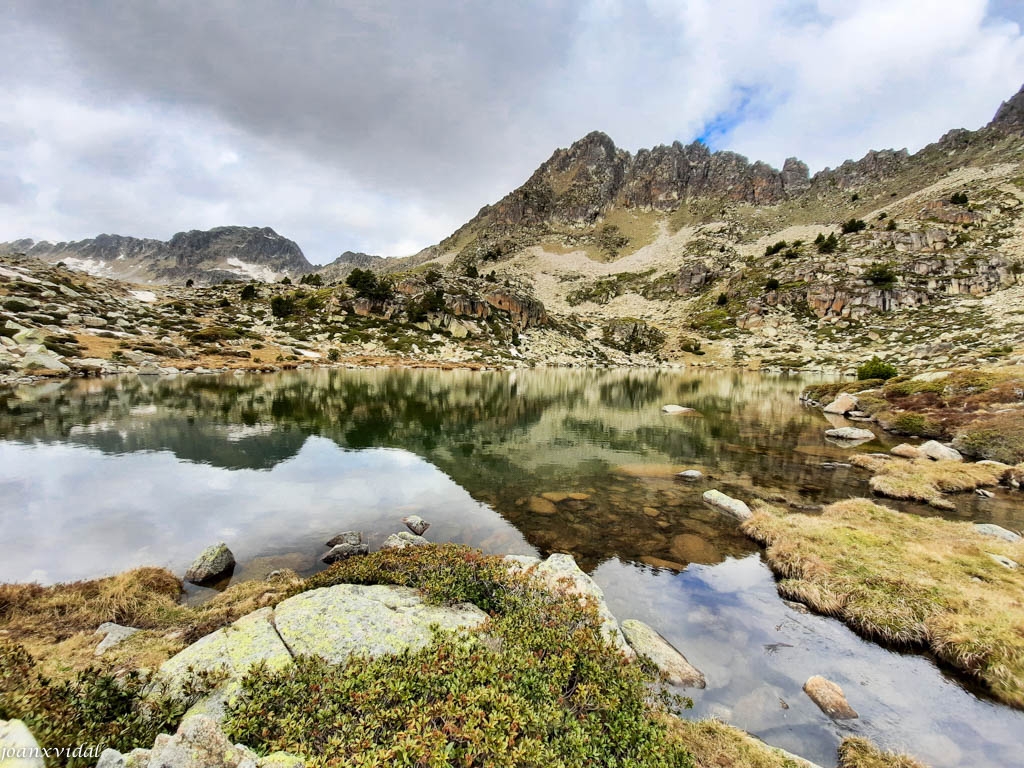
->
[0, 546, 924, 768]
[743, 499, 1024, 708]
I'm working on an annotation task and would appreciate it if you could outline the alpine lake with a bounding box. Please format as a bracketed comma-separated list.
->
[1, 367, 1022, 768]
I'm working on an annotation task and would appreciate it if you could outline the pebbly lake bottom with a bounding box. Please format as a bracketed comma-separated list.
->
[0, 367, 1022, 767]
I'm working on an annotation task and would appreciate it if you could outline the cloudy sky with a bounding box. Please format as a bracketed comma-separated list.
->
[2, 1, 1023, 264]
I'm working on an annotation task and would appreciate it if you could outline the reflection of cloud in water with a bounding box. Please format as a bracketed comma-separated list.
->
[0, 437, 535, 584]
[593, 556, 1023, 768]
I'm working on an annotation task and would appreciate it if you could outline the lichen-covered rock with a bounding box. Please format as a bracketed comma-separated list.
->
[273, 584, 487, 665]
[185, 542, 235, 584]
[702, 490, 752, 521]
[620, 619, 705, 688]
[0, 719, 44, 768]
[803, 675, 858, 719]
[532, 554, 633, 657]
[146, 715, 255, 768]
[157, 607, 293, 721]
[381, 531, 428, 550]
[322, 532, 368, 563]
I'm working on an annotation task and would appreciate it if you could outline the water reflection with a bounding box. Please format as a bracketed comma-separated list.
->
[2, 368, 1023, 768]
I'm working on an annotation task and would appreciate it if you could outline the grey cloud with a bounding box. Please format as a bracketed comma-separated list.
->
[0, 174, 36, 206]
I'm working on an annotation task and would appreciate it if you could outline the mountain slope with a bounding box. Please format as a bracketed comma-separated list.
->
[0, 226, 312, 285]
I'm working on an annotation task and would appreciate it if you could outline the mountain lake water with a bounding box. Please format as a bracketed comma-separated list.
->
[1, 367, 1022, 767]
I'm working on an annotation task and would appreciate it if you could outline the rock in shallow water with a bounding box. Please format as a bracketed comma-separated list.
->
[824, 427, 875, 442]
[402, 514, 430, 535]
[823, 393, 858, 414]
[803, 675, 858, 719]
[620, 619, 705, 688]
[321, 541, 368, 563]
[381, 531, 428, 549]
[661, 404, 695, 414]
[676, 469, 704, 482]
[184, 542, 235, 584]
[702, 489, 752, 521]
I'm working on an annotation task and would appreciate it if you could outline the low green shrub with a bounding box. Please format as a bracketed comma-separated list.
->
[857, 356, 897, 381]
[841, 218, 867, 234]
[230, 546, 694, 768]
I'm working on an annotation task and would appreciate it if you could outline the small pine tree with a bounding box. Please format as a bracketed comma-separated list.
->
[240, 284, 257, 301]
[817, 233, 839, 254]
[185, 278, 194, 288]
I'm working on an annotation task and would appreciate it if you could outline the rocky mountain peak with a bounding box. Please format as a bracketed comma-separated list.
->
[990, 82, 1024, 131]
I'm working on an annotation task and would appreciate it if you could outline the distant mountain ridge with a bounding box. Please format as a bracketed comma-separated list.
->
[1, 226, 312, 285]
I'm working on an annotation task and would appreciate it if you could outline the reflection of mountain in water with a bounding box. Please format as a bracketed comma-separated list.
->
[1, 369, 871, 570]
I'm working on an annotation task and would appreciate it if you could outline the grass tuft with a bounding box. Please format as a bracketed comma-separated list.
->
[743, 499, 1024, 708]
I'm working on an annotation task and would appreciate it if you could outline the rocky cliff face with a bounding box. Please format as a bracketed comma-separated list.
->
[471, 131, 811, 235]
[991, 84, 1024, 132]
[1, 226, 312, 285]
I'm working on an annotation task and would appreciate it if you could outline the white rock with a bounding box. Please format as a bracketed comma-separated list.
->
[974, 523, 1021, 542]
[94, 622, 140, 656]
[702, 489, 752, 521]
[823, 393, 858, 414]
[620, 619, 705, 688]
[661, 404, 695, 414]
[0, 720, 44, 767]
[919, 440, 962, 462]
[825, 427, 876, 442]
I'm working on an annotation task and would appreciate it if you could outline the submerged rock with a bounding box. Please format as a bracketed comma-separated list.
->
[185, 542, 235, 584]
[702, 490, 752, 521]
[94, 622, 140, 656]
[803, 675, 858, 719]
[0, 719, 44, 768]
[527, 496, 558, 515]
[381, 531, 428, 549]
[620, 619, 705, 688]
[402, 514, 430, 536]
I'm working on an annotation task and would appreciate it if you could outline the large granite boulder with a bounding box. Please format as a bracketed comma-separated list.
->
[273, 584, 487, 665]
[620, 619, 705, 688]
[158, 607, 293, 721]
[157, 585, 488, 722]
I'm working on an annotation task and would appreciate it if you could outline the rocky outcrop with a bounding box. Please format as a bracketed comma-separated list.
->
[601, 318, 665, 354]
[990, 83, 1024, 132]
[157, 586, 488, 722]
[95, 715, 303, 768]
[484, 289, 547, 329]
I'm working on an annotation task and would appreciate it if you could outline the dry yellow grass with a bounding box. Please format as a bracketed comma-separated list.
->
[837, 738, 927, 768]
[743, 499, 1024, 708]
[666, 719, 923, 768]
[849, 455, 1004, 509]
[0, 567, 301, 679]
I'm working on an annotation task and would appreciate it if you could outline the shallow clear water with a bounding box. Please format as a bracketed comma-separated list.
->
[1, 368, 1022, 767]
